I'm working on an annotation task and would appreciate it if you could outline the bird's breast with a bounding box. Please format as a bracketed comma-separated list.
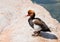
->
[34, 24, 41, 31]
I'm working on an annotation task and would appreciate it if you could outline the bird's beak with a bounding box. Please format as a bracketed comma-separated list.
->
[25, 14, 30, 17]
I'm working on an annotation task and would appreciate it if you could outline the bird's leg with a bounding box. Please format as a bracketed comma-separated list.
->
[32, 31, 40, 36]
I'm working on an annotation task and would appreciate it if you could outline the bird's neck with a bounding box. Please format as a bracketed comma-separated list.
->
[30, 14, 35, 19]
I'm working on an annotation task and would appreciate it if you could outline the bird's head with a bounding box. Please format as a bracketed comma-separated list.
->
[26, 10, 35, 18]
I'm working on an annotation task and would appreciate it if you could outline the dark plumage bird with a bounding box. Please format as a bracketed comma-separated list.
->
[26, 10, 51, 36]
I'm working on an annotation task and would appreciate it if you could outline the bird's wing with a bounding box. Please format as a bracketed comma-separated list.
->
[32, 19, 44, 25]
[33, 18, 48, 29]
[33, 18, 51, 32]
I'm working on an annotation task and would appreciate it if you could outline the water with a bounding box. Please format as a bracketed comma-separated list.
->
[31, 0, 60, 22]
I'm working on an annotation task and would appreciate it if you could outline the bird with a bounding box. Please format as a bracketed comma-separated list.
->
[25, 10, 51, 36]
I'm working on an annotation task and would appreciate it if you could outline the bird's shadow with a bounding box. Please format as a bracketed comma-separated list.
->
[39, 32, 58, 39]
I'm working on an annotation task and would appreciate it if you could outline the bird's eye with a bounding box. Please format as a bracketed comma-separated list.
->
[28, 13, 31, 14]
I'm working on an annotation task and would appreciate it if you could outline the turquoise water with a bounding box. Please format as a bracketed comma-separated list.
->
[31, 0, 60, 22]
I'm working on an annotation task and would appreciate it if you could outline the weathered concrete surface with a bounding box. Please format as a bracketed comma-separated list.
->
[0, 0, 60, 42]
